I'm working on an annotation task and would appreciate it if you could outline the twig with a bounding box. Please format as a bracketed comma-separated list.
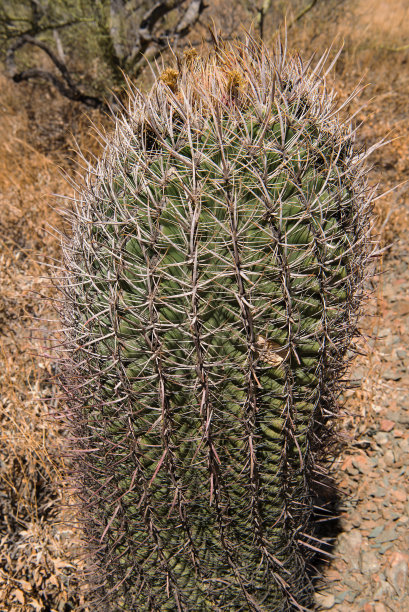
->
[289, 0, 319, 29]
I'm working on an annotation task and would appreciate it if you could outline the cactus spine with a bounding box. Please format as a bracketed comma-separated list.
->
[59, 38, 375, 611]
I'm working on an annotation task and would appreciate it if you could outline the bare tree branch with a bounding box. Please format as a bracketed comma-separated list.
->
[2, 0, 208, 110]
[289, 0, 319, 28]
[6, 34, 106, 110]
[126, 0, 207, 76]
[255, 0, 272, 40]
[11, 67, 105, 108]
[175, 0, 206, 37]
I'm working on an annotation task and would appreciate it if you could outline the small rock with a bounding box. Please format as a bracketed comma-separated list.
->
[341, 456, 354, 471]
[390, 489, 407, 502]
[315, 592, 335, 609]
[389, 411, 409, 425]
[379, 542, 394, 554]
[396, 413, 409, 425]
[383, 449, 395, 466]
[350, 512, 362, 527]
[380, 419, 395, 432]
[382, 507, 400, 521]
[353, 366, 365, 381]
[398, 437, 409, 452]
[326, 569, 341, 582]
[378, 327, 392, 339]
[394, 301, 409, 316]
[334, 591, 353, 605]
[344, 590, 357, 603]
[337, 530, 362, 569]
[370, 455, 379, 468]
[374, 431, 389, 445]
[373, 579, 394, 600]
[382, 369, 401, 381]
[396, 348, 407, 359]
[356, 598, 371, 609]
[374, 604, 388, 612]
[360, 550, 381, 575]
[386, 552, 409, 597]
[339, 516, 353, 532]
[399, 395, 409, 409]
[341, 456, 360, 476]
[352, 454, 371, 474]
[368, 525, 384, 539]
[372, 486, 387, 498]
[343, 575, 361, 590]
[377, 527, 397, 543]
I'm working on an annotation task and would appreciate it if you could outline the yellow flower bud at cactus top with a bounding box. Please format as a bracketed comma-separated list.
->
[160, 67, 179, 93]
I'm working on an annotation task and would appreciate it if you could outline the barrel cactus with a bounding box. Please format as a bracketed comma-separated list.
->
[58, 37, 375, 611]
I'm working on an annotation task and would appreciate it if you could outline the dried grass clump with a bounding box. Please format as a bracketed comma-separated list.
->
[0, 75, 91, 611]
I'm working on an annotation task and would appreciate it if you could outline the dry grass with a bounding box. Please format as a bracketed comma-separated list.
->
[286, 0, 409, 245]
[0, 76, 102, 610]
[0, 0, 408, 609]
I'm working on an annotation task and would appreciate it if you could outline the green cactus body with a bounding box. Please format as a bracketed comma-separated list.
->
[60, 40, 374, 611]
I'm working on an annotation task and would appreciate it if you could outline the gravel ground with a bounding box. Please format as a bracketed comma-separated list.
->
[316, 249, 409, 611]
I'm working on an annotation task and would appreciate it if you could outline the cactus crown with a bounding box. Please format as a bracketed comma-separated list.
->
[59, 36, 376, 611]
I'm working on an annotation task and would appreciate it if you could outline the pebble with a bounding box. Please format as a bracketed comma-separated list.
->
[360, 551, 381, 575]
[374, 431, 389, 445]
[390, 489, 407, 502]
[381, 508, 400, 521]
[368, 525, 384, 539]
[335, 591, 350, 603]
[398, 437, 409, 451]
[373, 579, 394, 600]
[372, 486, 387, 498]
[383, 449, 395, 466]
[315, 592, 335, 609]
[382, 369, 401, 380]
[385, 552, 409, 597]
[380, 419, 395, 432]
[376, 528, 397, 543]
[378, 327, 392, 339]
[379, 542, 395, 554]
[350, 512, 362, 527]
[352, 454, 372, 474]
[343, 575, 361, 590]
[389, 411, 409, 425]
[337, 530, 362, 569]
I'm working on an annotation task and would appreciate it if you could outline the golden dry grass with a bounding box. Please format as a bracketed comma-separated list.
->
[0, 77, 99, 610]
[286, 0, 409, 243]
[0, 0, 408, 609]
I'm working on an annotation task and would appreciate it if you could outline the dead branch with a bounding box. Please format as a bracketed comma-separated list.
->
[6, 34, 106, 109]
[3, 0, 207, 111]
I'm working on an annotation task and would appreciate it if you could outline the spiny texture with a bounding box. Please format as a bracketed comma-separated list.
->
[58, 39, 376, 611]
